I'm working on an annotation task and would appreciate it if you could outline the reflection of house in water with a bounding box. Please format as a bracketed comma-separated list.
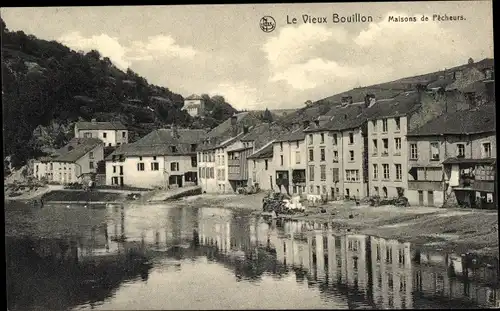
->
[413, 249, 499, 308]
[370, 236, 413, 309]
[198, 208, 232, 253]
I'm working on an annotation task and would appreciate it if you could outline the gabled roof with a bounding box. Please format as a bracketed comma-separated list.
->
[51, 138, 103, 163]
[107, 128, 205, 158]
[275, 128, 306, 142]
[240, 122, 289, 150]
[407, 104, 495, 136]
[185, 94, 203, 100]
[75, 121, 127, 131]
[362, 91, 420, 121]
[248, 142, 274, 159]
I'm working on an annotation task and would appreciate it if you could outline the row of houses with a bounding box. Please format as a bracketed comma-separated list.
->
[32, 63, 496, 208]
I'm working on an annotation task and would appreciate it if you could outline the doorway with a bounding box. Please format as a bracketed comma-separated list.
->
[418, 190, 424, 206]
[428, 191, 434, 206]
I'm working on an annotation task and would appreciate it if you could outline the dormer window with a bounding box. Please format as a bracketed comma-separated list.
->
[191, 144, 197, 152]
[454, 70, 463, 80]
[170, 146, 177, 153]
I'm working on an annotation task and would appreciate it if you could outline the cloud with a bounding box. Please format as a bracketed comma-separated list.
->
[210, 82, 266, 110]
[261, 24, 348, 69]
[128, 35, 198, 61]
[59, 31, 131, 69]
[58, 31, 198, 70]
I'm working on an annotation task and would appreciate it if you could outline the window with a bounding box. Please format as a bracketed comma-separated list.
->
[221, 155, 225, 165]
[210, 167, 214, 179]
[457, 144, 465, 157]
[373, 164, 378, 180]
[112, 177, 118, 185]
[102, 132, 107, 139]
[113, 166, 117, 173]
[191, 156, 197, 167]
[349, 132, 354, 144]
[50, 163, 53, 170]
[372, 120, 377, 132]
[332, 168, 339, 182]
[280, 155, 284, 166]
[349, 150, 354, 161]
[170, 146, 178, 153]
[87, 161, 94, 170]
[137, 162, 145, 171]
[308, 134, 313, 145]
[309, 149, 314, 161]
[410, 143, 418, 160]
[333, 151, 338, 162]
[382, 138, 389, 152]
[151, 162, 159, 171]
[296, 141, 299, 148]
[320, 165, 326, 181]
[320, 148, 326, 161]
[139, 156, 143, 161]
[386, 247, 393, 264]
[280, 142, 283, 151]
[430, 142, 440, 160]
[345, 170, 359, 182]
[84, 132, 92, 138]
[372, 139, 378, 155]
[395, 164, 402, 180]
[394, 138, 402, 153]
[295, 151, 301, 164]
[320, 133, 325, 144]
[309, 185, 314, 193]
[383, 164, 389, 180]
[482, 142, 491, 158]
[332, 133, 338, 145]
[382, 119, 388, 132]
[122, 131, 126, 138]
[395, 117, 401, 131]
[309, 165, 315, 181]
[265, 160, 268, 170]
[170, 162, 179, 171]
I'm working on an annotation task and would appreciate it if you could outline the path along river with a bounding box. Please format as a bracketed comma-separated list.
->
[5, 200, 500, 310]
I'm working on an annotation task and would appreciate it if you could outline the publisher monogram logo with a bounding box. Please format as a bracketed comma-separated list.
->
[260, 16, 276, 33]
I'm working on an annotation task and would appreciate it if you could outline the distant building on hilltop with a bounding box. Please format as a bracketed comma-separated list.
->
[74, 119, 128, 147]
[182, 94, 205, 117]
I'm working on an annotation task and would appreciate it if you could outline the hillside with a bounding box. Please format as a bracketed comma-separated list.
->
[277, 57, 494, 126]
[1, 18, 237, 168]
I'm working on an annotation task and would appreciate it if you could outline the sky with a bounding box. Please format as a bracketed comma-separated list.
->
[1, 2, 494, 110]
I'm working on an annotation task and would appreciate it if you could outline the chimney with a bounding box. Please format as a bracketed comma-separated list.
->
[485, 80, 495, 102]
[230, 115, 237, 126]
[171, 124, 179, 138]
[303, 120, 310, 129]
[465, 92, 476, 109]
[364, 94, 375, 108]
[91, 118, 97, 123]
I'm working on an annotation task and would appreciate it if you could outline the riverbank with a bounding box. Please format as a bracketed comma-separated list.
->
[178, 193, 499, 257]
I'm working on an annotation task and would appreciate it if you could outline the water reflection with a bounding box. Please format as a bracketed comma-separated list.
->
[5, 202, 499, 310]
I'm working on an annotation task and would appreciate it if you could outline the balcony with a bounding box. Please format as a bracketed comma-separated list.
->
[408, 180, 443, 191]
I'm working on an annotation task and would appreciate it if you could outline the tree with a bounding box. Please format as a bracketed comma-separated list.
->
[262, 108, 273, 123]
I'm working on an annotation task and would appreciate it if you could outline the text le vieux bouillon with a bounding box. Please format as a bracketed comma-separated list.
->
[287, 14, 374, 24]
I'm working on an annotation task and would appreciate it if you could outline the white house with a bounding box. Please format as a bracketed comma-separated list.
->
[33, 138, 104, 184]
[105, 128, 205, 189]
[74, 119, 128, 147]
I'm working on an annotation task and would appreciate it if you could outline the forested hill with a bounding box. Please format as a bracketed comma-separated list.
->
[1, 18, 238, 168]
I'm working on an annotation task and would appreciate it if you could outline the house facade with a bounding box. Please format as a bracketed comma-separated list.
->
[406, 104, 495, 208]
[33, 138, 104, 184]
[247, 142, 274, 191]
[273, 129, 307, 195]
[368, 115, 409, 199]
[105, 128, 203, 189]
[74, 120, 128, 147]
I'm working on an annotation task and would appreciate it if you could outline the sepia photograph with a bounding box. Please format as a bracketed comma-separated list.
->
[2, 1, 498, 310]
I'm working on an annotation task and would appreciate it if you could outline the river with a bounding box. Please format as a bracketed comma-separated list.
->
[5, 201, 500, 310]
